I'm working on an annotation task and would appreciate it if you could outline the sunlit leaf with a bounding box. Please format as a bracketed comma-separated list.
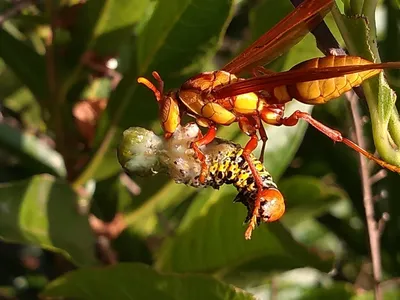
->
[75, 0, 235, 186]
[41, 263, 255, 300]
[0, 175, 98, 266]
[156, 190, 332, 274]
[0, 29, 47, 102]
[279, 175, 346, 226]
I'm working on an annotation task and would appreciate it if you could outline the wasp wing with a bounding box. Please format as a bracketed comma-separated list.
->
[215, 62, 400, 98]
[223, 0, 334, 75]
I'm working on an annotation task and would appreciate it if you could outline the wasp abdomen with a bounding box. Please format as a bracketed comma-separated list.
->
[273, 56, 382, 105]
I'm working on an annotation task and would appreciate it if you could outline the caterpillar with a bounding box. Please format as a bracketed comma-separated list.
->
[117, 123, 285, 239]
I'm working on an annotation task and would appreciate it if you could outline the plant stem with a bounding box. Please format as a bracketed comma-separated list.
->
[44, 0, 57, 110]
[347, 91, 382, 300]
[44, 0, 73, 177]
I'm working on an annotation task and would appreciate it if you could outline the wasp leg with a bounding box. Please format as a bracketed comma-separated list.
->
[280, 110, 400, 173]
[258, 121, 268, 163]
[191, 124, 217, 183]
[238, 116, 267, 239]
[241, 135, 266, 240]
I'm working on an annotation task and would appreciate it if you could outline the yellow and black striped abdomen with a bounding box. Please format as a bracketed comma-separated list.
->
[273, 56, 382, 105]
[204, 147, 277, 196]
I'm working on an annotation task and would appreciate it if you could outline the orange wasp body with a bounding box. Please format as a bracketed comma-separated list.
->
[138, 0, 400, 239]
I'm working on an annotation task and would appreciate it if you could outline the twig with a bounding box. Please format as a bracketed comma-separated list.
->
[380, 277, 400, 288]
[369, 169, 387, 185]
[89, 213, 126, 240]
[120, 173, 141, 195]
[377, 212, 390, 235]
[347, 91, 383, 300]
[0, 0, 33, 25]
[96, 236, 118, 265]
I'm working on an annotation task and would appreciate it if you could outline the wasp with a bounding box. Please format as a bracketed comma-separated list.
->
[137, 0, 400, 236]
[118, 123, 283, 239]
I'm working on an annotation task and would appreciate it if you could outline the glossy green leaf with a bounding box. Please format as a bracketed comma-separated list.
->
[76, 0, 234, 186]
[0, 29, 47, 102]
[156, 190, 333, 274]
[0, 60, 42, 127]
[61, 0, 150, 106]
[0, 123, 66, 177]
[0, 175, 98, 266]
[279, 175, 346, 226]
[112, 0, 234, 127]
[250, 0, 324, 71]
[70, 0, 149, 57]
[41, 263, 254, 300]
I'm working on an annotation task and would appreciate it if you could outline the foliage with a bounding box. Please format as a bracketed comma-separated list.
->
[0, 0, 399, 299]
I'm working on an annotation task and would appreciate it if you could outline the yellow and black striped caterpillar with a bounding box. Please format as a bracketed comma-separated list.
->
[118, 123, 285, 239]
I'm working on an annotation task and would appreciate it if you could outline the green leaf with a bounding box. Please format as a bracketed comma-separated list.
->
[0, 123, 66, 177]
[60, 0, 151, 106]
[250, 0, 324, 72]
[41, 263, 255, 300]
[279, 175, 346, 226]
[351, 289, 400, 300]
[0, 29, 47, 102]
[112, 228, 153, 264]
[0, 175, 98, 266]
[156, 190, 333, 274]
[104, 0, 234, 131]
[70, 0, 150, 57]
[0, 61, 24, 99]
[75, 0, 235, 186]
[298, 283, 355, 300]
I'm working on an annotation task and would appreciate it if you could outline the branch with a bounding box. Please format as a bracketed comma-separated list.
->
[347, 91, 383, 300]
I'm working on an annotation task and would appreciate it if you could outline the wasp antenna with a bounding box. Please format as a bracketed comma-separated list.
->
[381, 62, 400, 69]
[152, 71, 165, 96]
[137, 77, 162, 102]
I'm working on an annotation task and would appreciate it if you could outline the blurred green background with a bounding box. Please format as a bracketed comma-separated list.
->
[0, 0, 399, 299]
